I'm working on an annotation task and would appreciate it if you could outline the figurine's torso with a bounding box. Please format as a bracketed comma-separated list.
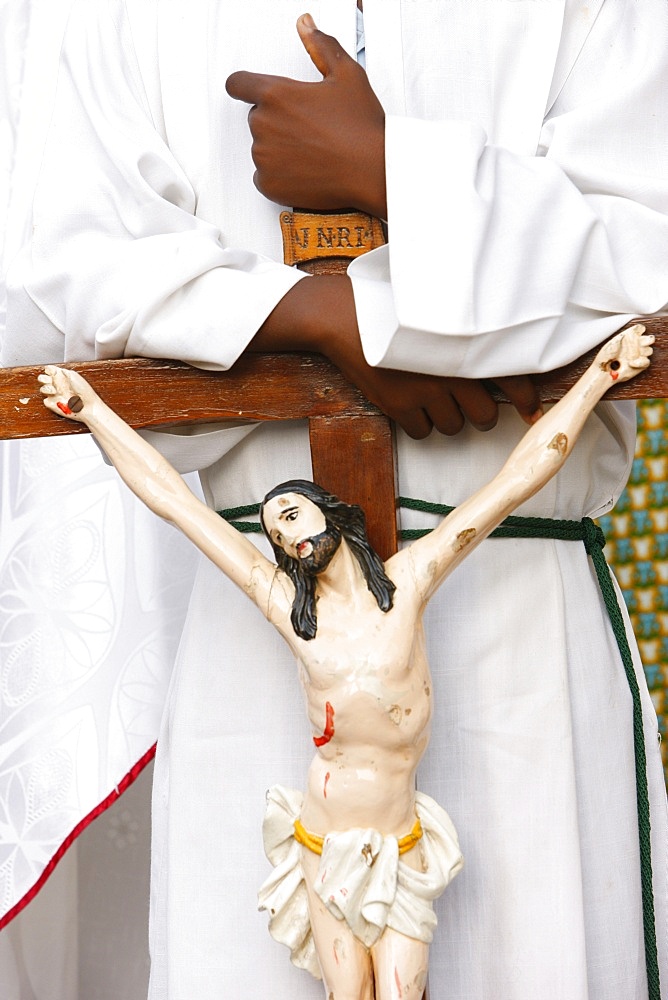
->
[287, 583, 433, 838]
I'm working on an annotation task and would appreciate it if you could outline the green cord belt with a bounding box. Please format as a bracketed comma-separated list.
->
[217, 497, 661, 999]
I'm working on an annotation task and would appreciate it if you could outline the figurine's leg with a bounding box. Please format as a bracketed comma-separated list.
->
[301, 849, 374, 1000]
[369, 844, 429, 1000]
[370, 929, 429, 1000]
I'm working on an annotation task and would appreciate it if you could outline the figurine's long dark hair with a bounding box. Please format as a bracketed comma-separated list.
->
[260, 480, 396, 641]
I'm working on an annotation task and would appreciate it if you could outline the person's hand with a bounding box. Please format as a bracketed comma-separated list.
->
[356, 368, 543, 440]
[323, 312, 543, 438]
[251, 276, 543, 439]
[226, 14, 386, 218]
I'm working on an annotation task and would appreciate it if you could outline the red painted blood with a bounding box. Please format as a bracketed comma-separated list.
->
[313, 702, 335, 747]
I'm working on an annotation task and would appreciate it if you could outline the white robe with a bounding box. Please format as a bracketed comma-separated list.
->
[4, 1, 668, 998]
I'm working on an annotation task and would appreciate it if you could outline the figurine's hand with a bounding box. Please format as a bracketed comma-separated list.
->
[595, 324, 654, 383]
[225, 14, 386, 218]
[38, 366, 96, 421]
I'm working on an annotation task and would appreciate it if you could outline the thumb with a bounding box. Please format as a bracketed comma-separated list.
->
[296, 13, 351, 77]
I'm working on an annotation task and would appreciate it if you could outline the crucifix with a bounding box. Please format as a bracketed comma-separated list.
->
[31, 324, 654, 999]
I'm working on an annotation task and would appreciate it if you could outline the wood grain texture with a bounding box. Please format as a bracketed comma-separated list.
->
[309, 413, 398, 561]
[0, 354, 376, 440]
[1, 319, 666, 443]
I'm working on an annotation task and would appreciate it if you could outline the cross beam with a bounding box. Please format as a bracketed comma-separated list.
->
[1, 317, 666, 559]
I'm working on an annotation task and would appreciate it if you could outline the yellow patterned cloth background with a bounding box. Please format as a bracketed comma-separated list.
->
[599, 399, 668, 786]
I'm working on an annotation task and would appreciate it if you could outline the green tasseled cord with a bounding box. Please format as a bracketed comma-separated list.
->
[218, 496, 661, 998]
[398, 497, 660, 999]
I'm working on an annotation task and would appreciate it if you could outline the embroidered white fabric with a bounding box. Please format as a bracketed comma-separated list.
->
[0, 4, 197, 995]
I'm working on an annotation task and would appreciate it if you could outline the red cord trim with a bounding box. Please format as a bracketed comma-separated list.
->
[0, 742, 157, 931]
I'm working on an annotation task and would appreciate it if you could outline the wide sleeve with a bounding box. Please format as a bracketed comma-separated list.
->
[349, 1, 668, 379]
[3, 0, 304, 369]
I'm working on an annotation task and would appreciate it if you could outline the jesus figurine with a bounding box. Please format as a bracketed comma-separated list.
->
[39, 324, 652, 1000]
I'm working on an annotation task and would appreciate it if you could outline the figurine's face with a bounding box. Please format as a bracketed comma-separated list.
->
[262, 492, 328, 560]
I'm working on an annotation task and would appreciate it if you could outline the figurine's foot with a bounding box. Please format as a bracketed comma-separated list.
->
[596, 324, 654, 383]
[38, 365, 96, 420]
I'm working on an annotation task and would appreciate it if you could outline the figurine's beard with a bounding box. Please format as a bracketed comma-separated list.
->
[298, 525, 342, 576]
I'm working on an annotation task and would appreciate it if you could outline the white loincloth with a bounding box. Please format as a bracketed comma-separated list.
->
[258, 785, 464, 979]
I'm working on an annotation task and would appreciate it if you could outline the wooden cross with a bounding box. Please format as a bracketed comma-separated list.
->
[0, 320, 666, 999]
[1, 317, 666, 561]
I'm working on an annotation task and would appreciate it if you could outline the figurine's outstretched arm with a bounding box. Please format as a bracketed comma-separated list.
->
[395, 325, 653, 603]
[38, 367, 288, 620]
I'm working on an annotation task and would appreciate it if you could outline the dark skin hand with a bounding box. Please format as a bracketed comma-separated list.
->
[227, 14, 543, 439]
[226, 14, 386, 218]
[250, 274, 543, 440]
